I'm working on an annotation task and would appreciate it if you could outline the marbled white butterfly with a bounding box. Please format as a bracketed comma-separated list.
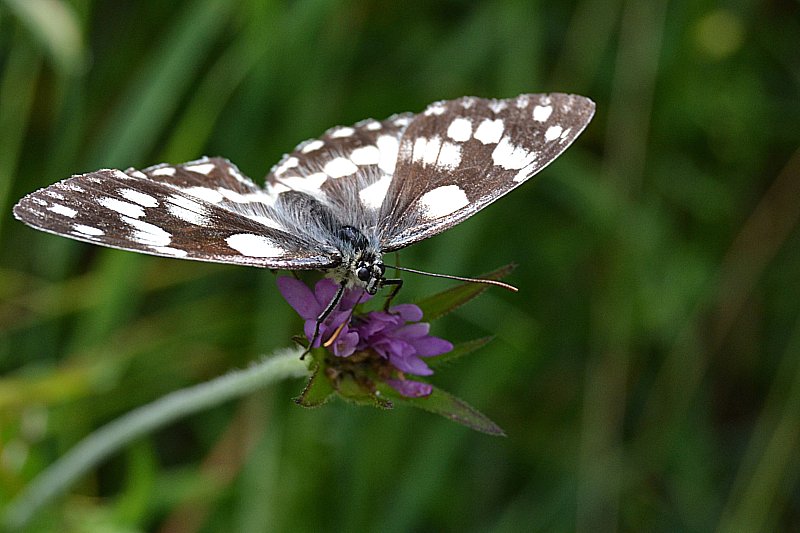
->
[14, 94, 594, 329]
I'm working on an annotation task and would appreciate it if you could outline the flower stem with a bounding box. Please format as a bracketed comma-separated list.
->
[3, 348, 308, 531]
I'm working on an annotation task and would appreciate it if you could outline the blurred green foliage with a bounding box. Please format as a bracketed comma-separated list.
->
[2, 0, 799, 531]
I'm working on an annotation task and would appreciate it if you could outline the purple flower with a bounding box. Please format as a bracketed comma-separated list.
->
[354, 305, 452, 376]
[277, 276, 369, 356]
[277, 276, 453, 397]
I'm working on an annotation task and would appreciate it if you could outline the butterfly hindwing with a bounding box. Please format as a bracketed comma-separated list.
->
[13, 167, 338, 269]
[377, 94, 595, 251]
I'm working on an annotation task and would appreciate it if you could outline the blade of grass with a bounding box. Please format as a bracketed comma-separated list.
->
[2, 348, 308, 531]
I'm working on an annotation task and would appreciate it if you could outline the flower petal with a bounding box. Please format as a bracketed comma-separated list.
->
[304, 319, 325, 347]
[277, 277, 320, 319]
[332, 329, 360, 357]
[387, 379, 433, 397]
[314, 278, 340, 308]
[390, 304, 423, 322]
[410, 336, 453, 357]
[388, 352, 433, 376]
[394, 323, 430, 339]
[340, 285, 371, 309]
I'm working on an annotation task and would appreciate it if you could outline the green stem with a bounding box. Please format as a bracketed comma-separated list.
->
[2, 348, 308, 531]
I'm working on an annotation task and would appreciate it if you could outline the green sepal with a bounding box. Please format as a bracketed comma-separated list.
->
[415, 263, 516, 321]
[294, 362, 334, 407]
[381, 384, 505, 436]
[336, 375, 394, 409]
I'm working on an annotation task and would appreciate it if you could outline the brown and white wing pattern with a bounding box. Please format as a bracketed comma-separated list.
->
[376, 94, 595, 251]
[13, 93, 594, 273]
[13, 162, 337, 269]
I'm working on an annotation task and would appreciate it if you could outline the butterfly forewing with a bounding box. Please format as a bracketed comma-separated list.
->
[13, 167, 337, 269]
[377, 94, 595, 250]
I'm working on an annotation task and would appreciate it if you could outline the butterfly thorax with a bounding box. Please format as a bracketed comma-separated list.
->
[333, 225, 384, 295]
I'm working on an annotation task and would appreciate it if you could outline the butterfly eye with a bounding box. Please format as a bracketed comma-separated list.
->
[356, 266, 371, 281]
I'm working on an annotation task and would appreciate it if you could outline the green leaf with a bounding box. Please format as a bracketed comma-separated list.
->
[294, 363, 334, 407]
[337, 376, 393, 409]
[415, 263, 517, 321]
[425, 336, 494, 368]
[385, 385, 505, 436]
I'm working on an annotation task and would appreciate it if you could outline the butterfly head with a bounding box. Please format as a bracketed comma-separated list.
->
[355, 256, 385, 295]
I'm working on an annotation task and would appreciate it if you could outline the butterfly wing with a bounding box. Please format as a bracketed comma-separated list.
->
[262, 115, 412, 229]
[376, 94, 595, 251]
[14, 94, 594, 271]
[13, 162, 338, 269]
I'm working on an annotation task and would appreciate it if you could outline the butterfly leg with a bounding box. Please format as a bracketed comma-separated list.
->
[381, 278, 403, 311]
[302, 280, 346, 359]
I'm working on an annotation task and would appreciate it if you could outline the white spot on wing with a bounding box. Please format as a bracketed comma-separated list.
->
[446, 117, 472, 142]
[184, 163, 215, 175]
[99, 197, 145, 218]
[324, 157, 359, 178]
[330, 127, 355, 138]
[120, 189, 159, 207]
[437, 142, 462, 169]
[226, 233, 284, 258]
[153, 246, 188, 257]
[424, 102, 446, 116]
[168, 194, 206, 212]
[274, 156, 299, 176]
[121, 216, 171, 246]
[365, 121, 381, 130]
[513, 162, 538, 183]
[301, 140, 324, 153]
[492, 137, 536, 170]
[412, 136, 443, 165]
[473, 118, 504, 145]
[359, 175, 392, 209]
[167, 202, 208, 226]
[227, 165, 251, 184]
[418, 185, 469, 219]
[74, 224, 104, 236]
[349, 145, 381, 165]
[277, 173, 327, 192]
[376, 135, 400, 173]
[152, 167, 176, 177]
[533, 105, 553, 122]
[545, 125, 563, 141]
[48, 204, 77, 218]
[489, 100, 508, 113]
[248, 215, 284, 231]
[183, 187, 224, 204]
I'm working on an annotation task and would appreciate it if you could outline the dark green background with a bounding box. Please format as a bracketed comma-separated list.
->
[2, 1, 799, 531]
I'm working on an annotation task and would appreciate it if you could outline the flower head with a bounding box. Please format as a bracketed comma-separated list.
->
[277, 277, 452, 397]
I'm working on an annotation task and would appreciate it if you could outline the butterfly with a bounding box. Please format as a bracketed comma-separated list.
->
[14, 93, 594, 337]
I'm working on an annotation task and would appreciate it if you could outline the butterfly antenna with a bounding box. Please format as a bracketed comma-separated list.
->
[385, 265, 518, 292]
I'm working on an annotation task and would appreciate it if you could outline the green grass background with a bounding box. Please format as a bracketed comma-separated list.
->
[2, 0, 800, 531]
